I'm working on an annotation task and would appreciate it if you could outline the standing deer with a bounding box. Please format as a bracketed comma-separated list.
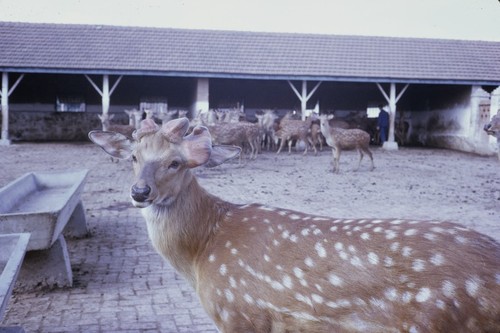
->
[319, 114, 374, 173]
[89, 117, 500, 333]
[484, 112, 500, 161]
[276, 114, 316, 155]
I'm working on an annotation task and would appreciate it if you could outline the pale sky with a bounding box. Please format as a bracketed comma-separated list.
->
[0, 0, 499, 41]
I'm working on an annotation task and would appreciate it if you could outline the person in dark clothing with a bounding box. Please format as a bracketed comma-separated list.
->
[377, 105, 389, 144]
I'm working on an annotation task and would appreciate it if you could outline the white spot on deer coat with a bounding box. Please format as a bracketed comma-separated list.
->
[208, 254, 215, 262]
[441, 280, 455, 298]
[230, 248, 238, 255]
[283, 275, 293, 289]
[301, 228, 310, 236]
[402, 291, 413, 303]
[289, 214, 301, 220]
[416, 287, 431, 302]
[311, 293, 324, 304]
[264, 254, 270, 262]
[430, 253, 445, 266]
[360, 232, 370, 240]
[315, 242, 327, 258]
[412, 259, 426, 272]
[424, 233, 438, 241]
[368, 252, 379, 265]
[328, 273, 343, 287]
[224, 289, 234, 302]
[335, 242, 344, 251]
[385, 230, 397, 240]
[402, 247, 413, 257]
[384, 288, 398, 301]
[219, 264, 227, 276]
[390, 242, 400, 252]
[404, 229, 418, 236]
[304, 257, 315, 267]
[244, 293, 254, 304]
[293, 267, 304, 279]
[465, 276, 482, 297]
[384, 257, 394, 267]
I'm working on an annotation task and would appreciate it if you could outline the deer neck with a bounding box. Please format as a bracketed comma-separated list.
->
[141, 174, 230, 286]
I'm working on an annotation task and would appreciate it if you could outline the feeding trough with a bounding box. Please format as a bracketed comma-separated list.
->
[0, 170, 89, 290]
[0, 233, 30, 321]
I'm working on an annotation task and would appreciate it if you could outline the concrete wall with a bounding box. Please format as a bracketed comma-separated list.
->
[406, 86, 494, 155]
[2, 104, 132, 142]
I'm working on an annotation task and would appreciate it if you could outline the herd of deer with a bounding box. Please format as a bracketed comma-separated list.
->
[97, 108, 374, 173]
[89, 111, 500, 332]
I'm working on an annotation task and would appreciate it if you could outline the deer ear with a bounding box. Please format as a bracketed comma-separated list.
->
[161, 117, 190, 143]
[181, 126, 213, 168]
[88, 130, 133, 159]
[205, 145, 241, 168]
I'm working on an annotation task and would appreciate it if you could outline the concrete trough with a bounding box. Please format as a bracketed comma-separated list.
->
[0, 233, 30, 321]
[0, 169, 89, 250]
[0, 170, 89, 290]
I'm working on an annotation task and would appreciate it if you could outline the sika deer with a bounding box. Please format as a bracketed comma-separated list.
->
[319, 114, 374, 173]
[276, 113, 316, 155]
[484, 112, 500, 161]
[97, 113, 136, 139]
[89, 117, 500, 333]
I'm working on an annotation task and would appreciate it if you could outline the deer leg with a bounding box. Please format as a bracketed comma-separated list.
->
[308, 137, 317, 156]
[288, 139, 293, 155]
[276, 138, 285, 154]
[364, 146, 375, 171]
[355, 148, 364, 171]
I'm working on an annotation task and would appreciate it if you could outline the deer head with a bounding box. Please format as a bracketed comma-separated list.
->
[89, 117, 240, 208]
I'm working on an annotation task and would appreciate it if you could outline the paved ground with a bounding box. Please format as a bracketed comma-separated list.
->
[0, 142, 499, 332]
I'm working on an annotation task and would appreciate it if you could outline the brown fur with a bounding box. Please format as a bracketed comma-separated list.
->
[89, 117, 500, 333]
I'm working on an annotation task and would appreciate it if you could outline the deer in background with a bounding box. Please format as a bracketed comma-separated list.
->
[256, 109, 278, 152]
[484, 111, 500, 161]
[89, 117, 500, 333]
[276, 113, 316, 155]
[98, 110, 141, 139]
[319, 114, 374, 173]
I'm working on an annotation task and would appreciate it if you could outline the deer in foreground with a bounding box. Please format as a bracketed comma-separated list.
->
[89, 117, 500, 333]
[484, 112, 500, 161]
[319, 114, 374, 173]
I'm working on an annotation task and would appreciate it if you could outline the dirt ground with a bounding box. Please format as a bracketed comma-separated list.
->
[0, 141, 499, 332]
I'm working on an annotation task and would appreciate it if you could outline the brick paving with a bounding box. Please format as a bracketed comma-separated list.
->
[1, 142, 499, 332]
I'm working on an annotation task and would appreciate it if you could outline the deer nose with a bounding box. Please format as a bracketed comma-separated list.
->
[131, 184, 151, 202]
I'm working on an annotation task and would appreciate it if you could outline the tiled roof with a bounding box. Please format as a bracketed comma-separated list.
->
[1, 21, 500, 84]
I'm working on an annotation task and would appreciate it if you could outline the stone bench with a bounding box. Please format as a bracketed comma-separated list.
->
[0, 170, 89, 290]
[0, 233, 30, 330]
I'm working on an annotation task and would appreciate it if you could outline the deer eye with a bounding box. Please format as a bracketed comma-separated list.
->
[132, 155, 137, 163]
[169, 160, 180, 169]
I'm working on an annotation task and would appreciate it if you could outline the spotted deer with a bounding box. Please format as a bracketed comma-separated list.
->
[89, 117, 500, 333]
[484, 112, 500, 161]
[97, 112, 136, 139]
[276, 114, 316, 155]
[319, 114, 374, 173]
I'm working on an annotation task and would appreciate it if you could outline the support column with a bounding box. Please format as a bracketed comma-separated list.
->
[376, 82, 409, 150]
[0, 72, 9, 145]
[0, 72, 24, 145]
[85, 74, 122, 115]
[288, 80, 322, 120]
[192, 78, 209, 118]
